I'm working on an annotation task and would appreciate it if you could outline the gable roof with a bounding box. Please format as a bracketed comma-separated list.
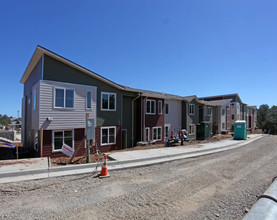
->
[20, 45, 125, 90]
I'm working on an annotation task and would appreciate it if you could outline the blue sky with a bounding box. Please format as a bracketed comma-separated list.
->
[0, 0, 276, 117]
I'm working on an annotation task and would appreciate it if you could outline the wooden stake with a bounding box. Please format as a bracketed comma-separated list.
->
[16, 143, 18, 160]
[40, 128, 43, 157]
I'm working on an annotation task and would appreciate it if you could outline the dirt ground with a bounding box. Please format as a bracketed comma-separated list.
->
[0, 135, 275, 220]
[50, 133, 234, 166]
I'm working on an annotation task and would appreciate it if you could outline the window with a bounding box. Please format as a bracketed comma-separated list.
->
[165, 103, 169, 114]
[165, 126, 169, 138]
[101, 92, 116, 111]
[158, 101, 162, 114]
[222, 123, 225, 130]
[87, 91, 92, 109]
[53, 130, 73, 151]
[227, 108, 230, 116]
[231, 103, 234, 109]
[189, 104, 195, 115]
[101, 126, 116, 145]
[189, 124, 195, 135]
[145, 127, 149, 141]
[222, 109, 225, 115]
[33, 88, 37, 110]
[227, 122, 230, 129]
[146, 100, 155, 114]
[153, 127, 162, 141]
[232, 115, 234, 120]
[55, 88, 74, 108]
[207, 107, 212, 116]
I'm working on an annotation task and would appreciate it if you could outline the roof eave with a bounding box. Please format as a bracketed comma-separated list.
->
[20, 46, 125, 90]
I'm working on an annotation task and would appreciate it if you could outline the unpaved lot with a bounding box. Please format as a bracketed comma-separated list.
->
[0, 135, 276, 219]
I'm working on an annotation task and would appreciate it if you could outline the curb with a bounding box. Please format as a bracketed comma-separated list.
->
[0, 135, 263, 184]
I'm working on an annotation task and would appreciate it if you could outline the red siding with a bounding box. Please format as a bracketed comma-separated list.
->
[41, 128, 85, 158]
[94, 125, 122, 153]
[136, 97, 165, 144]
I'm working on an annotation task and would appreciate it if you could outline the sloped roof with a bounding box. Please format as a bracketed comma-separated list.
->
[123, 86, 183, 100]
[20, 45, 125, 90]
[182, 95, 197, 102]
[201, 99, 233, 106]
[199, 93, 244, 104]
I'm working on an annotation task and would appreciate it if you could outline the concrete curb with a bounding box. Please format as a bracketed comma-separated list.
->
[0, 135, 263, 184]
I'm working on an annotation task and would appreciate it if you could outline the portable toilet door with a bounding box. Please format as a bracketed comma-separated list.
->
[234, 120, 247, 140]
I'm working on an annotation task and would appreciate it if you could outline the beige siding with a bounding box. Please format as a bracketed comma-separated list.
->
[38, 80, 97, 130]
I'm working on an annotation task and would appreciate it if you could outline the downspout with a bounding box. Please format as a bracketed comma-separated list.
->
[132, 93, 141, 147]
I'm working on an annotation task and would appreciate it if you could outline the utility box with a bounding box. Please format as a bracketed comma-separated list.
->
[86, 118, 95, 140]
[196, 122, 211, 140]
[234, 120, 247, 140]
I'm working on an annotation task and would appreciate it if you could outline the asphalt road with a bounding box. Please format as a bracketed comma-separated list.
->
[0, 135, 276, 220]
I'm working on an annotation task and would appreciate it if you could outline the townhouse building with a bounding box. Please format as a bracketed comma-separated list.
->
[20, 46, 257, 158]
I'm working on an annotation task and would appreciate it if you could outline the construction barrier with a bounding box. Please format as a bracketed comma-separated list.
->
[99, 154, 110, 178]
[243, 177, 277, 220]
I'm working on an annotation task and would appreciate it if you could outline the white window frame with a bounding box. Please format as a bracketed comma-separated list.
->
[146, 99, 156, 114]
[222, 108, 225, 115]
[158, 101, 162, 114]
[189, 124, 195, 135]
[52, 130, 74, 152]
[222, 122, 225, 130]
[145, 127, 150, 141]
[152, 126, 162, 141]
[54, 87, 75, 109]
[101, 92, 116, 111]
[100, 126, 116, 146]
[189, 104, 195, 115]
[86, 91, 92, 110]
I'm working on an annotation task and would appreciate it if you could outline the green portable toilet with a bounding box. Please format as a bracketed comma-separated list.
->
[196, 122, 211, 140]
[234, 120, 247, 140]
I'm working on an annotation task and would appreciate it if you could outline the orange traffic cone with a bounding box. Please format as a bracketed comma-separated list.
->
[99, 154, 110, 178]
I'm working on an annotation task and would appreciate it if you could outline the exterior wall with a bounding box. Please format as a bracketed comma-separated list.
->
[230, 102, 241, 130]
[247, 107, 257, 130]
[23, 58, 43, 150]
[95, 125, 121, 152]
[181, 101, 187, 130]
[136, 97, 164, 144]
[211, 106, 218, 134]
[219, 102, 231, 133]
[122, 95, 135, 148]
[164, 99, 182, 139]
[37, 80, 97, 130]
[186, 99, 199, 140]
[41, 128, 85, 158]
[43, 54, 136, 128]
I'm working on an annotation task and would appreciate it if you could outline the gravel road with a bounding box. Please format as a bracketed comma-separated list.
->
[1, 135, 276, 220]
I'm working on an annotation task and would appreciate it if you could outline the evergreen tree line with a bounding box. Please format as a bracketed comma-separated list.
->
[0, 114, 11, 126]
[257, 105, 277, 135]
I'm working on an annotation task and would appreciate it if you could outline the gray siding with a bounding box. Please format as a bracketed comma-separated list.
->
[23, 57, 43, 149]
[43, 55, 136, 127]
[186, 100, 199, 140]
[164, 100, 182, 136]
[122, 96, 133, 148]
[38, 80, 97, 130]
